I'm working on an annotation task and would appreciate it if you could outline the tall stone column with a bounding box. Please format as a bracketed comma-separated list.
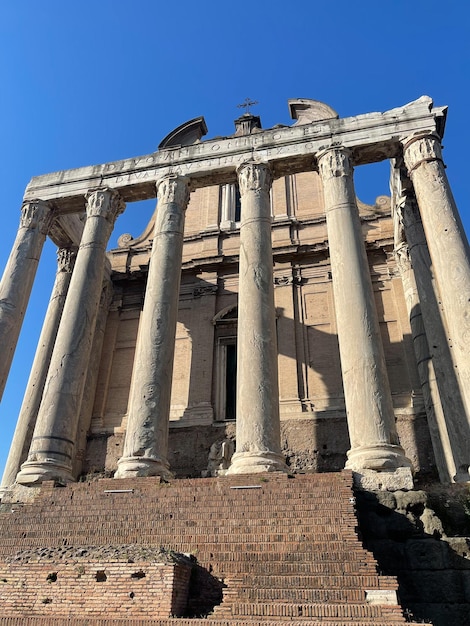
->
[1, 247, 77, 491]
[227, 161, 287, 474]
[317, 147, 412, 489]
[0, 200, 53, 402]
[403, 134, 470, 434]
[115, 175, 190, 479]
[393, 159, 470, 482]
[16, 189, 124, 485]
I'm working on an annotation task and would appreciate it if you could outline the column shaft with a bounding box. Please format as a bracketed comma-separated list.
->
[16, 189, 124, 485]
[1, 247, 77, 490]
[403, 134, 470, 445]
[115, 175, 190, 479]
[394, 158, 470, 482]
[0, 201, 52, 401]
[227, 161, 287, 474]
[317, 148, 412, 487]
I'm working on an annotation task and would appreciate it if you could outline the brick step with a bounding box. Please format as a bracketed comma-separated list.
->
[225, 574, 397, 589]
[0, 515, 358, 529]
[0, 534, 374, 561]
[199, 561, 379, 576]
[187, 545, 374, 557]
[184, 551, 377, 564]
[0, 616, 414, 626]
[6, 505, 357, 516]
[212, 602, 404, 619]
[227, 587, 371, 602]
[0, 533, 360, 547]
[6, 506, 356, 519]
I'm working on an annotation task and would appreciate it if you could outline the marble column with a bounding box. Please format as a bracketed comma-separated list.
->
[16, 188, 124, 485]
[115, 175, 190, 479]
[227, 161, 287, 474]
[0, 200, 53, 402]
[1, 247, 77, 491]
[317, 147, 412, 489]
[403, 134, 470, 435]
[393, 160, 470, 482]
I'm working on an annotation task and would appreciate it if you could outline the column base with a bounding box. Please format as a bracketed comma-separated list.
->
[346, 443, 413, 472]
[114, 456, 173, 480]
[226, 450, 288, 475]
[453, 465, 470, 483]
[352, 467, 414, 491]
[16, 459, 74, 486]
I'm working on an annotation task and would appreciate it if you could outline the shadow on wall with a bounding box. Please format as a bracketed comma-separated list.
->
[356, 488, 470, 626]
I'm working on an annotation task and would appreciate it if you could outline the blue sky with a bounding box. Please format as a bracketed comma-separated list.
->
[0, 0, 469, 476]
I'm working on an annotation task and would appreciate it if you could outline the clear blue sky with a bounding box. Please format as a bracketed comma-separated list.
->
[0, 0, 469, 476]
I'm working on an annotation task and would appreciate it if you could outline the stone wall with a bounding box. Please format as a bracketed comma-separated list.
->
[356, 487, 470, 625]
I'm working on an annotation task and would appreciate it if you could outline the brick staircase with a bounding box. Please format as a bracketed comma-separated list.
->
[0, 471, 423, 624]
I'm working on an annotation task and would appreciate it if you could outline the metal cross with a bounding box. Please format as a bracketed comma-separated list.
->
[237, 98, 259, 114]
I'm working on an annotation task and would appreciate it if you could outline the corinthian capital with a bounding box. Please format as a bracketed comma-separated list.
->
[57, 246, 78, 273]
[20, 200, 53, 233]
[85, 188, 125, 223]
[316, 147, 352, 180]
[402, 133, 443, 173]
[156, 175, 190, 207]
[237, 161, 272, 196]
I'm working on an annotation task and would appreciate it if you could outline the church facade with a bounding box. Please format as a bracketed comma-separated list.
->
[1, 96, 469, 493]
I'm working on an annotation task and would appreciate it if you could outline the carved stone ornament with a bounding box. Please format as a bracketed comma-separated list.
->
[156, 175, 190, 207]
[317, 147, 352, 180]
[193, 284, 218, 298]
[403, 133, 443, 174]
[57, 247, 78, 273]
[20, 200, 52, 233]
[394, 242, 412, 275]
[85, 188, 125, 223]
[237, 161, 272, 196]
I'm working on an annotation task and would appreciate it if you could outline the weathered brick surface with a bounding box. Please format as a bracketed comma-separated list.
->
[0, 472, 429, 624]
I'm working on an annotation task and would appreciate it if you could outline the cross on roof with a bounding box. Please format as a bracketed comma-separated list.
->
[237, 98, 259, 114]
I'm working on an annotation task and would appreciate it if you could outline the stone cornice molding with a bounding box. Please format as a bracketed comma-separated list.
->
[24, 97, 446, 212]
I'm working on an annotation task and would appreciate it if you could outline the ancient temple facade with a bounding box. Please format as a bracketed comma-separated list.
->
[1, 96, 469, 494]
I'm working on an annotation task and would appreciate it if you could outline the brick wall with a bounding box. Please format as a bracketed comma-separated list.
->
[0, 560, 191, 619]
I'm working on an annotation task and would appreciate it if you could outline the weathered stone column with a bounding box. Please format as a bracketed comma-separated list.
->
[227, 161, 287, 474]
[115, 175, 190, 479]
[393, 159, 470, 482]
[1, 247, 77, 491]
[0, 200, 53, 402]
[16, 189, 124, 485]
[403, 134, 470, 433]
[317, 147, 412, 489]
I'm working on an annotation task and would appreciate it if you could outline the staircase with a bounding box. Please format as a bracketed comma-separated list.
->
[0, 471, 421, 624]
